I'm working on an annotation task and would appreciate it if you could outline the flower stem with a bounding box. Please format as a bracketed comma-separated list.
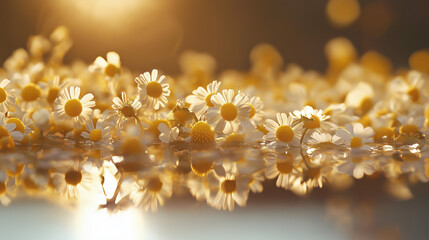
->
[300, 128, 312, 169]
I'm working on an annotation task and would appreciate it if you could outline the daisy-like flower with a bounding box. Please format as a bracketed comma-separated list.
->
[263, 113, 301, 146]
[220, 126, 263, 148]
[54, 86, 95, 126]
[293, 106, 332, 130]
[135, 69, 170, 110]
[308, 132, 344, 151]
[129, 171, 173, 212]
[89, 51, 121, 80]
[389, 71, 425, 103]
[208, 164, 250, 211]
[46, 75, 68, 105]
[16, 74, 43, 110]
[110, 92, 142, 127]
[336, 123, 374, 151]
[3, 116, 31, 143]
[0, 115, 24, 148]
[0, 171, 15, 206]
[337, 149, 377, 179]
[264, 150, 301, 189]
[158, 123, 179, 144]
[247, 95, 264, 127]
[81, 119, 111, 145]
[0, 79, 16, 112]
[185, 80, 221, 118]
[52, 164, 96, 199]
[206, 89, 251, 134]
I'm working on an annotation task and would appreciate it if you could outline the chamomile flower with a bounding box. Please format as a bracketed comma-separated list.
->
[52, 164, 97, 200]
[390, 71, 425, 103]
[208, 164, 250, 211]
[185, 80, 221, 118]
[17, 74, 43, 110]
[263, 113, 301, 146]
[206, 89, 252, 134]
[135, 69, 170, 110]
[0, 115, 24, 144]
[81, 119, 111, 145]
[264, 150, 301, 189]
[308, 132, 344, 150]
[110, 92, 142, 128]
[336, 123, 374, 151]
[54, 86, 95, 126]
[0, 79, 16, 112]
[337, 149, 377, 179]
[89, 51, 121, 79]
[293, 106, 332, 130]
[129, 171, 173, 212]
[3, 116, 32, 143]
[46, 75, 68, 105]
[190, 121, 216, 149]
[247, 95, 264, 127]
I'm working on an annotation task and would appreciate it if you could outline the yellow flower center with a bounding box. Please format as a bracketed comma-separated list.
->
[0, 87, 7, 103]
[191, 158, 213, 176]
[104, 63, 120, 78]
[47, 87, 60, 104]
[120, 105, 136, 118]
[147, 177, 163, 193]
[352, 157, 363, 164]
[303, 115, 321, 129]
[276, 125, 294, 142]
[64, 170, 83, 186]
[400, 124, 419, 135]
[221, 179, 237, 194]
[21, 83, 41, 102]
[6, 118, 25, 133]
[0, 182, 5, 195]
[374, 127, 394, 140]
[64, 99, 83, 117]
[224, 133, 245, 145]
[220, 103, 238, 121]
[89, 129, 102, 142]
[276, 160, 293, 174]
[350, 136, 362, 148]
[121, 137, 143, 155]
[0, 126, 11, 138]
[190, 121, 215, 144]
[407, 87, 419, 102]
[249, 104, 256, 118]
[205, 93, 216, 107]
[146, 81, 163, 98]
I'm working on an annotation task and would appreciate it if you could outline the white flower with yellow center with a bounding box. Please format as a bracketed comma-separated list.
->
[129, 172, 173, 212]
[185, 80, 221, 118]
[110, 92, 142, 127]
[396, 115, 425, 136]
[264, 150, 301, 189]
[46, 75, 67, 105]
[55, 86, 95, 126]
[247, 95, 264, 127]
[293, 106, 332, 130]
[89, 51, 121, 80]
[308, 132, 344, 150]
[263, 113, 301, 146]
[135, 69, 170, 110]
[0, 79, 16, 112]
[17, 74, 43, 110]
[52, 165, 96, 200]
[0, 115, 24, 144]
[81, 119, 111, 145]
[337, 149, 377, 179]
[206, 89, 251, 134]
[389, 71, 425, 103]
[336, 123, 374, 151]
[3, 116, 31, 143]
[208, 166, 250, 211]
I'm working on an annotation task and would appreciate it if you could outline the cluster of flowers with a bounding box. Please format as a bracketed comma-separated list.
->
[0, 27, 427, 211]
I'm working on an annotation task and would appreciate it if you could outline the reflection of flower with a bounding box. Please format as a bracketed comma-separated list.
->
[337, 149, 377, 179]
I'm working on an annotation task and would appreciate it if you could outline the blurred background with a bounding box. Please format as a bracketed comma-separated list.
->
[1, 0, 429, 74]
